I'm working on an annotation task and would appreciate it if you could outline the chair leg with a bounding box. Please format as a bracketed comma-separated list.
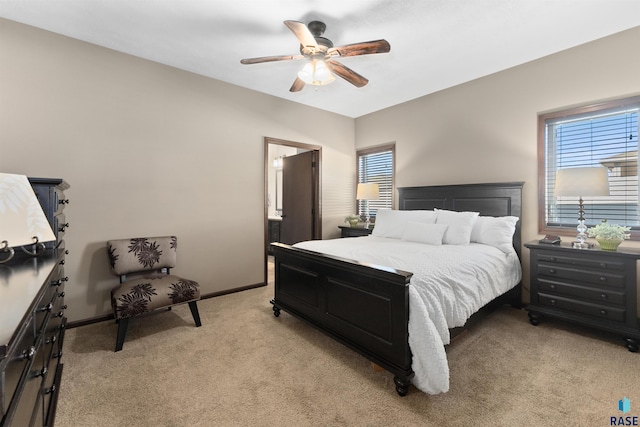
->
[115, 317, 129, 352]
[188, 301, 202, 327]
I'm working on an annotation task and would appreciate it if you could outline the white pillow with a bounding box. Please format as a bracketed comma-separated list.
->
[471, 215, 519, 254]
[402, 222, 448, 245]
[372, 209, 438, 239]
[434, 209, 479, 245]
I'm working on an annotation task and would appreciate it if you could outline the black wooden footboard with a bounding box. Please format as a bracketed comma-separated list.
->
[270, 242, 415, 395]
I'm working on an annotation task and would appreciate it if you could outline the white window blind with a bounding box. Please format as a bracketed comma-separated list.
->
[542, 97, 640, 233]
[357, 145, 394, 218]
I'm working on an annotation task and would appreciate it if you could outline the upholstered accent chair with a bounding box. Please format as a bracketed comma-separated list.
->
[107, 236, 202, 351]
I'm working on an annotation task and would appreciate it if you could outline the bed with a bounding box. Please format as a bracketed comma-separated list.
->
[270, 182, 524, 396]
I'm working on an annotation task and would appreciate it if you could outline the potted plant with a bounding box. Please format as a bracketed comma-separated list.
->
[345, 214, 360, 228]
[586, 219, 631, 251]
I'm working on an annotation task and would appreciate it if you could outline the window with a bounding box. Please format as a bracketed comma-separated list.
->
[539, 96, 640, 238]
[357, 144, 395, 219]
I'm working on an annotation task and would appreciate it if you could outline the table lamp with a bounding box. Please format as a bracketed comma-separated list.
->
[555, 167, 609, 248]
[356, 182, 379, 229]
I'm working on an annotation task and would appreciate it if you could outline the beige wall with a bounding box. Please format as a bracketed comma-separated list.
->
[3, 17, 639, 322]
[355, 26, 640, 301]
[0, 19, 356, 322]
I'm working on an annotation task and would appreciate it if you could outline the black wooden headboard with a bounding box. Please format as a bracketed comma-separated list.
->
[397, 182, 524, 258]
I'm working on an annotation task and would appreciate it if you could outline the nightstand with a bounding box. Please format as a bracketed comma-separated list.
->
[525, 240, 640, 352]
[339, 226, 373, 238]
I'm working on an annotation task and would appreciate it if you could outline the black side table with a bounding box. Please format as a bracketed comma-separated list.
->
[339, 226, 373, 238]
[525, 240, 640, 352]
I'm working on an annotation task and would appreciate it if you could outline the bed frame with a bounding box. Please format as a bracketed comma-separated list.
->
[270, 182, 524, 396]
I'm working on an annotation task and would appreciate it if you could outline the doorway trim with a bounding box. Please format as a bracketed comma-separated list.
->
[264, 136, 322, 285]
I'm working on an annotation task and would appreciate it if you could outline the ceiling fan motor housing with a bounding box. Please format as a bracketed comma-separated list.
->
[299, 21, 333, 54]
[307, 21, 326, 36]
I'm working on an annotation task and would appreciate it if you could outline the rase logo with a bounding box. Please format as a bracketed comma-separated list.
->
[611, 397, 639, 426]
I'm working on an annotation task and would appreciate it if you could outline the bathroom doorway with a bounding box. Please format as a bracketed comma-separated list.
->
[264, 137, 321, 284]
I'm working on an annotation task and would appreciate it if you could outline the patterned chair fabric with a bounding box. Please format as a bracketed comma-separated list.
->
[106, 236, 202, 351]
[108, 236, 177, 275]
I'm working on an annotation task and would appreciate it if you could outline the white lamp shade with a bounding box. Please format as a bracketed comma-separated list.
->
[356, 183, 380, 200]
[555, 167, 610, 197]
[0, 173, 56, 248]
[298, 59, 336, 86]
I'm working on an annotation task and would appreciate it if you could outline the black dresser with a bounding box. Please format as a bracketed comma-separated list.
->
[0, 178, 69, 426]
[525, 240, 640, 352]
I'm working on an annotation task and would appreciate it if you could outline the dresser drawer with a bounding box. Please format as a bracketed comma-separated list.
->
[54, 212, 68, 243]
[1, 325, 41, 426]
[45, 292, 66, 347]
[33, 267, 64, 337]
[538, 292, 626, 323]
[41, 332, 63, 424]
[537, 253, 626, 271]
[537, 263, 625, 288]
[34, 288, 58, 337]
[537, 278, 625, 306]
[1, 313, 37, 417]
[6, 335, 46, 427]
[53, 186, 68, 215]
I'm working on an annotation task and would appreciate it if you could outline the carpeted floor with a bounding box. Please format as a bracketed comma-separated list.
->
[56, 275, 639, 426]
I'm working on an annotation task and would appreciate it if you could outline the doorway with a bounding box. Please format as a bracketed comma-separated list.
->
[264, 137, 322, 285]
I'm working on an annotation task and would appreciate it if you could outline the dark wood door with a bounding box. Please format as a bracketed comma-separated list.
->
[280, 150, 316, 245]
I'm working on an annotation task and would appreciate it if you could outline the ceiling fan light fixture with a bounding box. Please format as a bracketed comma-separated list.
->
[241, 20, 390, 91]
[298, 58, 335, 86]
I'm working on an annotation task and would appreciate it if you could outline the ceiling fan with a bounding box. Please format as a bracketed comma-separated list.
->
[240, 20, 390, 92]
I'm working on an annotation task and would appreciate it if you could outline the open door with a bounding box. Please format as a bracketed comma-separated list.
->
[279, 150, 317, 245]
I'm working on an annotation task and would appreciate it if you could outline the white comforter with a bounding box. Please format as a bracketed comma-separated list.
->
[293, 236, 522, 394]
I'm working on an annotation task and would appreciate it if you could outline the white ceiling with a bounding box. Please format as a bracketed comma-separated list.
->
[1, 1, 640, 118]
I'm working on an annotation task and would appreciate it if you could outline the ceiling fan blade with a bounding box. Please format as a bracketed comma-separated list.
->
[240, 54, 304, 65]
[326, 60, 368, 88]
[284, 20, 318, 50]
[327, 39, 391, 58]
[289, 77, 305, 92]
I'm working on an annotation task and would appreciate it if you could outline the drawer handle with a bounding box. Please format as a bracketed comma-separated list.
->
[45, 335, 57, 345]
[38, 303, 53, 312]
[548, 269, 556, 274]
[58, 223, 69, 232]
[58, 199, 70, 205]
[549, 284, 556, 290]
[600, 309, 608, 316]
[45, 385, 57, 395]
[21, 346, 36, 361]
[34, 367, 48, 378]
[599, 276, 607, 282]
[53, 351, 63, 359]
[59, 259, 65, 265]
[51, 276, 68, 286]
[600, 262, 607, 268]
[550, 299, 556, 306]
[600, 293, 608, 300]
[59, 291, 65, 298]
